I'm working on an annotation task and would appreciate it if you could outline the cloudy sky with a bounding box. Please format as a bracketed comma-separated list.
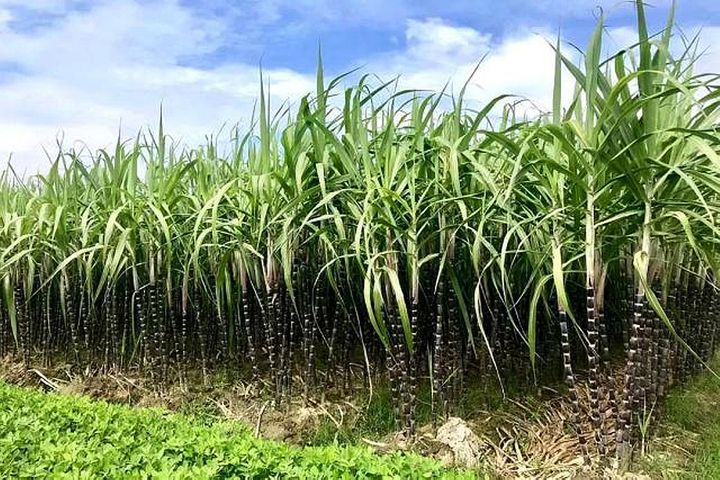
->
[1, 0, 719, 173]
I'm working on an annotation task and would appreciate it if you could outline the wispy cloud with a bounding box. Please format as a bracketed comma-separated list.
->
[0, 0, 314, 173]
[0, 0, 718, 173]
[363, 19, 574, 117]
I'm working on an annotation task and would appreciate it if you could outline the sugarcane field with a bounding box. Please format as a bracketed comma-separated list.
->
[2, 0, 720, 478]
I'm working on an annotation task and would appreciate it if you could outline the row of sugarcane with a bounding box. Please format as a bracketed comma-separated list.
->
[0, 0, 719, 462]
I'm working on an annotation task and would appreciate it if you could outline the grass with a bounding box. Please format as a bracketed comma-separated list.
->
[0, 381, 478, 479]
[637, 355, 720, 478]
[299, 386, 399, 446]
[258, 375, 529, 448]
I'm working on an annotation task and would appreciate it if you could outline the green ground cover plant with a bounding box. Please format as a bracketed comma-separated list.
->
[0, 381, 474, 479]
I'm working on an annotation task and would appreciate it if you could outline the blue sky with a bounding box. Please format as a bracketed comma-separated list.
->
[1, 0, 719, 172]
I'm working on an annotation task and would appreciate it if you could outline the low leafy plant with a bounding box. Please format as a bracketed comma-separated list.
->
[0, 382, 476, 479]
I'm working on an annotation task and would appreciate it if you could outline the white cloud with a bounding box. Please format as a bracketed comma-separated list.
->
[691, 27, 720, 76]
[0, 8, 10, 32]
[1, 2, 719, 174]
[605, 26, 638, 52]
[604, 24, 720, 75]
[405, 18, 492, 62]
[365, 19, 575, 118]
[366, 18, 720, 121]
[0, 0, 315, 173]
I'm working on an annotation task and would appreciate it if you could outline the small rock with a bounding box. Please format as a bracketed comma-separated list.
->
[435, 445, 455, 467]
[435, 417, 483, 468]
[293, 406, 320, 431]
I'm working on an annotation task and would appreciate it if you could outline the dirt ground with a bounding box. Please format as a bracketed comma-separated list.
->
[0, 356, 663, 479]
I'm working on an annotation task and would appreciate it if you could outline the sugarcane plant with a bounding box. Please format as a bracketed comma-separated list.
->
[0, 0, 719, 462]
